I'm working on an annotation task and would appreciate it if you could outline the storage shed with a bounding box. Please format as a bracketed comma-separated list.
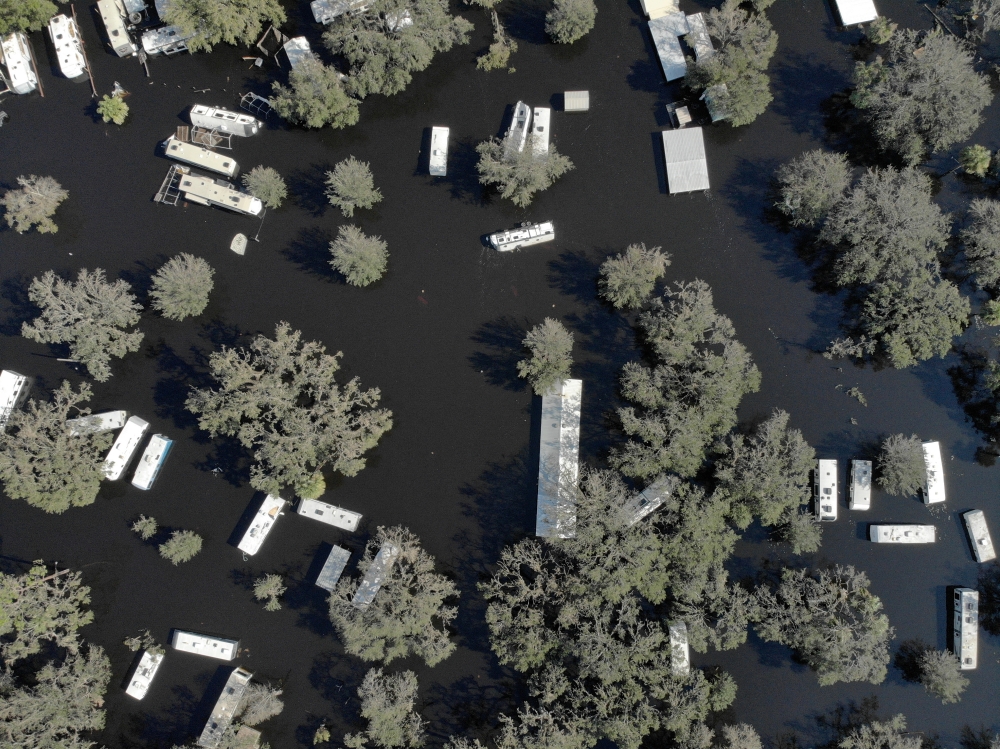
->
[564, 90, 589, 112]
[661, 127, 710, 193]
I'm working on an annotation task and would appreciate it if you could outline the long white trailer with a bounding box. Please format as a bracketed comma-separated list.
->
[963, 510, 996, 563]
[171, 630, 238, 660]
[103, 416, 149, 480]
[0, 370, 30, 430]
[814, 459, 838, 521]
[67, 409, 127, 436]
[922, 441, 945, 504]
[131, 434, 173, 490]
[237, 495, 286, 555]
[125, 650, 164, 699]
[164, 135, 239, 177]
[297, 498, 361, 531]
[429, 126, 449, 176]
[953, 588, 978, 670]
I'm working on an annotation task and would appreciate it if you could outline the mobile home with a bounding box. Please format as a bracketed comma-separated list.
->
[67, 409, 127, 436]
[953, 588, 978, 670]
[531, 107, 551, 154]
[197, 668, 252, 748]
[237, 495, 286, 556]
[814, 459, 838, 521]
[922, 441, 945, 504]
[48, 14, 87, 79]
[669, 622, 690, 675]
[536, 379, 582, 538]
[869, 524, 936, 543]
[131, 434, 173, 490]
[0, 33, 39, 94]
[352, 542, 399, 609]
[189, 105, 261, 137]
[103, 416, 149, 480]
[96, 0, 137, 56]
[141, 25, 192, 55]
[0, 370, 30, 430]
[849, 459, 872, 510]
[164, 135, 238, 177]
[316, 546, 351, 592]
[125, 650, 164, 699]
[282, 36, 316, 70]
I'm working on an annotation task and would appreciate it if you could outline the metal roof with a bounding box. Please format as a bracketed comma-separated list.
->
[316, 546, 351, 592]
[661, 127, 709, 193]
[686, 13, 715, 61]
[648, 13, 688, 81]
[536, 379, 582, 538]
[833, 0, 877, 26]
[564, 91, 589, 112]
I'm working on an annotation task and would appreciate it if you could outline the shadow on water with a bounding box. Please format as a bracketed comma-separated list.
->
[282, 225, 338, 282]
[0, 274, 38, 337]
[468, 316, 529, 392]
[288, 162, 332, 218]
[424, 674, 519, 743]
[770, 50, 850, 141]
[441, 139, 488, 206]
[151, 340, 209, 432]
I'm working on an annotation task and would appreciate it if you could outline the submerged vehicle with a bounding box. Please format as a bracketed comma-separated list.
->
[131, 434, 173, 490]
[163, 135, 238, 177]
[813, 459, 838, 521]
[849, 459, 872, 510]
[103, 416, 149, 480]
[869, 524, 936, 543]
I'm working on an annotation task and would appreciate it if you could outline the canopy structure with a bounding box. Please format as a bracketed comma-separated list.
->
[661, 127, 710, 193]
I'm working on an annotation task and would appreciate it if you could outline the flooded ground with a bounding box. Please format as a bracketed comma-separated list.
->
[2, 0, 1000, 745]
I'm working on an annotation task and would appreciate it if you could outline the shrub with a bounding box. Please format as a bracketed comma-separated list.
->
[131, 515, 158, 540]
[598, 243, 671, 309]
[1, 174, 68, 234]
[253, 574, 286, 612]
[96, 95, 128, 125]
[242, 166, 287, 209]
[158, 530, 203, 565]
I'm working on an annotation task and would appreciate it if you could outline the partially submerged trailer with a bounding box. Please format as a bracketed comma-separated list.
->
[96, 0, 137, 56]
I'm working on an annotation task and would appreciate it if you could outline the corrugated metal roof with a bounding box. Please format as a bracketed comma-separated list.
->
[648, 14, 689, 82]
[661, 127, 709, 193]
[833, 0, 877, 25]
[686, 13, 714, 61]
[536, 379, 582, 538]
[316, 546, 351, 591]
[564, 91, 589, 112]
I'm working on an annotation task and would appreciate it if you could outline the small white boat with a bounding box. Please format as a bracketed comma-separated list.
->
[869, 524, 936, 543]
[489, 221, 555, 252]
[131, 434, 173, 490]
[125, 650, 163, 699]
[0, 33, 39, 94]
[230, 233, 247, 255]
[48, 14, 87, 79]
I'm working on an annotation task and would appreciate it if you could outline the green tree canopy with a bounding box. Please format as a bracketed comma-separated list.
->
[963, 198, 1000, 290]
[326, 156, 383, 217]
[917, 648, 968, 704]
[612, 280, 760, 479]
[164, 0, 286, 50]
[242, 166, 287, 209]
[22, 268, 144, 382]
[838, 715, 921, 749]
[0, 0, 57, 34]
[0, 561, 93, 665]
[345, 668, 426, 749]
[685, 0, 778, 126]
[598, 243, 672, 310]
[270, 58, 361, 129]
[329, 225, 389, 286]
[329, 526, 458, 667]
[516, 318, 574, 396]
[1, 175, 68, 234]
[187, 322, 393, 496]
[323, 0, 473, 99]
[753, 565, 894, 686]
[158, 530, 203, 565]
[476, 134, 574, 207]
[545, 0, 596, 43]
[774, 149, 851, 227]
[150, 253, 215, 321]
[96, 95, 129, 125]
[0, 381, 112, 514]
[876, 433, 924, 497]
[851, 29, 992, 163]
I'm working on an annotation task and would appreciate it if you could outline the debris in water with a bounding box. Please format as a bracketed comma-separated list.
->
[230, 233, 247, 255]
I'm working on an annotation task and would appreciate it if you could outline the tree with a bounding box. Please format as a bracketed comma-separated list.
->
[864, 15, 896, 45]
[297, 472, 326, 499]
[123, 629, 163, 655]
[876, 433, 924, 496]
[715, 409, 815, 529]
[545, 0, 596, 43]
[158, 530, 203, 565]
[477, 10, 517, 71]
[0, 561, 93, 665]
[131, 515, 158, 540]
[0, 0, 57, 34]
[839, 715, 921, 749]
[821, 167, 950, 287]
[598, 244, 672, 310]
[239, 682, 284, 725]
[613, 280, 760, 479]
[242, 166, 287, 209]
[253, 574, 286, 612]
[329, 526, 458, 667]
[164, 0, 286, 51]
[0, 381, 112, 514]
[851, 29, 992, 164]
[1, 175, 68, 234]
[150, 253, 215, 321]
[322, 0, 473, 99]
[325, 156, 383, 217]
[516, 318, 574, 396]
[475, 135, 574, 207]
[960, 145, 991, 177]
[186, 322, 393, 496]
[0, 645, 111, 749]
[270, 58, 360, 129]
[774, 150, 851, 227]
[345, 669, 426, 749]
[685, 0, 778, 126]
[917, 648, 968, 703]
[329, 225, 389, 286]
[96, 94, 129, 125]
[963, 198, 1000, 290]
[778, 510, 823, 554]
[753, 565, 893, 686]
[22, 268, 143, 382]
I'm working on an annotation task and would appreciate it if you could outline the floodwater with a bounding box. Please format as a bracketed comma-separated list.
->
[2, 0, 999, 745]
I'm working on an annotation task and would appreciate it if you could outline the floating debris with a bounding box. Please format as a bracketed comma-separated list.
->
[846, 387, 867, 406]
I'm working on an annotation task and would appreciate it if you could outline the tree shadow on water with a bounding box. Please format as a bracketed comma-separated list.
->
[443, 139, 487, 206]
[288, 162, 332, 218]
[468, 316, 529, 392]
[282, 225, 338, 282]
[546, 250, 601, 306]
[0, 274, 36, 337]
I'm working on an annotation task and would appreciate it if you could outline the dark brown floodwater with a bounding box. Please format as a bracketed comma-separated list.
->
[2, 0, 1000, 745]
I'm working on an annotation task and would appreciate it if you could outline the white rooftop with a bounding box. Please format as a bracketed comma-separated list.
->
[171, 631, 238, 660]
[922, 441, 945, 504]
[536, 379, 582, 538]
[297, 498, 361, 531]
[238, 495, 286, 555]
[662, 127, 710, 193]
[833, 0, 878, 26]
[648, 13, 689, 81]
[964, 510, 996, 563]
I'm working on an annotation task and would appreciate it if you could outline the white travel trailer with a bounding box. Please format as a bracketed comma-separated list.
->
[869, 524, 936, 543]
[141, 25, 192, 55]
[311, 0, 369, 23]
[953, 588, 978, 670]
[963, 510, 996, 563]
[429, 126, 449, 177]
[67, 409, 127, 436]
[237, 494, 286, 555]
[103, 416, 149, 480]
[503, 101, 531, 158]
[48, 14, 87, 79]
[536, 379, 582, 539]
[131, 434, 173, 490]
[125, 650, 164, 699]
[189, 105, 261, 137]
[297, 498, 362, 531]
[164, 136, 238, 177]
[849, 459, 872, 510]
[922, 441, 945, 504]
[531, 107, 551, 154]
[669, 622, 690, 675]
[489, 221, 555, 252]
[814, 459, 838, 521]
[198, 668, 252, 748]
[171, 630, 238, 660]
[96, 0, 137, 56]
[0, 370, 30, 431]
[177, 170, 263, 216]
[0, 33, 39, 94]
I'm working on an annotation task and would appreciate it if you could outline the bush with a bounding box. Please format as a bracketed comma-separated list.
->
[960, 145, 991, 178]
[242, 166, 287, 209]
[253, 573, 286, 612]
[131, 515, 158, 540]
[149, 253, 215, 321]
[876, 433, 924, 496]
[96, 95, 128, 125]
[598, 243, 671, 310]
[158, 530, 203, 565]
[516, 318, 574, 395]
[325, 157, 382, 217]
[329, 225, 389, 286]
[1, 174, 68, 234]
[545, 0, 596, 43]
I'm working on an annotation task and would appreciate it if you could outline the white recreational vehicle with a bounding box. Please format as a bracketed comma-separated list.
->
[503, 101, 531, 158]
[237, 494, 286, 556]
[177, 170, 263, 216]
[0, 33, 39, 94]
[429, 126, 449, 177]
[869, 524, 936, 543]
[96, 0, 137, 56]
[963, 510, 996, 563]
[125, 650, 164, 699]
[849, 459, 872, 510]
[669, 622, 690, 676]
[814, 459, 837, 521]
[164, 135, 238, 177]
[103, 416, 149, 480]
[489, 221, 555, 252]
[297, 498, 362, 531]
[922, 440, 945, 504]
[48, 14, 87, 79]
[67, 409, 128, 436]
[531, 107, 551, 154]
[311, 0, 369, 23]
[171, 630, 238, 660]
[131, 434, 173, 490]
[953, 588, 978, 670]
[352, 542, 400, 609]
[141, 25, 192, 55]
[0, 370, 30, 431]
[198, 668, 252, 749]
[189, 105, 261, 137]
